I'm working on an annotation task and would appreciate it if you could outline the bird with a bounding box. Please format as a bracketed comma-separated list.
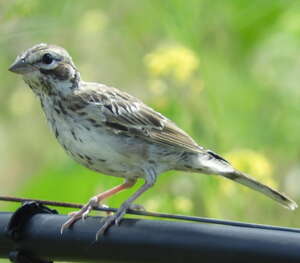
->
[9, 43, 297, 239]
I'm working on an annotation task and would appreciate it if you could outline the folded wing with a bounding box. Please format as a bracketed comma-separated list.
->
[75, 84, 203, 153]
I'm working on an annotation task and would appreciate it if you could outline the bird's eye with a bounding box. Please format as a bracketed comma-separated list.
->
[42, 53, 53, 64]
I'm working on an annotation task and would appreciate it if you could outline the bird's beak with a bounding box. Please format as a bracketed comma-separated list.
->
[8, 58, 35, 74]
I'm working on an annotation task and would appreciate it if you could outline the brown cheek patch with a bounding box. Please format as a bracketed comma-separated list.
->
[40, 64, 72, 81]
[53, 64, 71, 81]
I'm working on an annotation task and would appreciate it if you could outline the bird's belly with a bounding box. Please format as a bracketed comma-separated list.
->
[50, 115, 150, 179]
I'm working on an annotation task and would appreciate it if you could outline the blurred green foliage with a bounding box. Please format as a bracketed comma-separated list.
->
[1, 1, 300, 252]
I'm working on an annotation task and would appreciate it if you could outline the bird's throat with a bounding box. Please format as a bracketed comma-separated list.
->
[23, 69, 80, 97]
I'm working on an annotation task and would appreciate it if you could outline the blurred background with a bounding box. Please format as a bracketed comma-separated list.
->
[1, 0, 300, 245]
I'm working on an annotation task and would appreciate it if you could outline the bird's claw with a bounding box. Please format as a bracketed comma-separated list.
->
[60, 198, 137, 240]
[82, 208, 91, 221]
[114, 214, 123, 226]
[61, 215, 80, 234]
[60, 196, 100, 234]
[128, 203, 146, 211]
[95, 206, 128, 240]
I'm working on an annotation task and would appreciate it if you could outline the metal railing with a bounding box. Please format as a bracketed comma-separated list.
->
[0, 201, 300, 262]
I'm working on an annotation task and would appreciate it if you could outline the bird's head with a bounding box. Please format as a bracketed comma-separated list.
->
[9, 43, 80, 96]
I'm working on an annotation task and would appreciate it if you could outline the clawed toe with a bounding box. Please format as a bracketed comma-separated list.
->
[68, 211, 77, 217]
[61, 197, 100, 234]
[60, 200, 115, 236]
[82, 209, 91, 220]
[60, 178, 152, 240]
[61, 216, 79, 234]
[96, 216, 115, 239]
[61, 210, 89, 234]
[129, 203, 146, 211]
[98, 204, 113, 216]
[114, 210, 126, 226]
[95, 207, 128, 240]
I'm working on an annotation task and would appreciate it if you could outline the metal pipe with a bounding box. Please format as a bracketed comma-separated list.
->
[0, 211, 300, 262]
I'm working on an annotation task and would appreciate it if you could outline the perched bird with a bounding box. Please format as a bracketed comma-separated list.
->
[9, 43, 297, 239]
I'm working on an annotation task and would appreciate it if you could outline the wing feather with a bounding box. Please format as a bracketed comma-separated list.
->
[74, 84, 203, 153]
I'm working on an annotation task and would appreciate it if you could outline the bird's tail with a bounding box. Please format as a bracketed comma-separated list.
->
[222, 170, 297, 210]
[189, 150, 297, 210]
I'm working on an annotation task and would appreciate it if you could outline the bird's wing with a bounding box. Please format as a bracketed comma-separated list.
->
[74, 84, 203, 153]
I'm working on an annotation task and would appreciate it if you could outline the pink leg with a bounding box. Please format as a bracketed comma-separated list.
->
[61, 179, 136, 234]
[95, 175, 156, 239]
[95, 180, 136, 201]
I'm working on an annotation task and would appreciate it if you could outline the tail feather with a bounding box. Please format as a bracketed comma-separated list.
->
[223, 171, 298, 210]
[189, 151, 297, 210]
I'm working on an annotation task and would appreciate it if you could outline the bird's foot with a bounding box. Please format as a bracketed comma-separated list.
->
[61, 196, 102, 234]
[128, 203, 145, 211]
[95, 202, 130, 240]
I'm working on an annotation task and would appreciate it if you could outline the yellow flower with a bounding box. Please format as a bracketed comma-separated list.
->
[144, 44, 199, 83]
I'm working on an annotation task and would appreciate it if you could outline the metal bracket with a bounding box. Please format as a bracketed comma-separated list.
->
[6, 201, 58, 263]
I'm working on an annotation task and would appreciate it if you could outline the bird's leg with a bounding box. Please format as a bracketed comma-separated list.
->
[61, 179, 136, 234]
[96, 174, 156, 239]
